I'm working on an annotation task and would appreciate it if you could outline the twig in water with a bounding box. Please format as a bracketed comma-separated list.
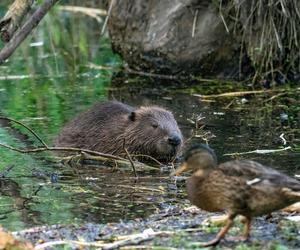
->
[131, 154, 164, 166]
[193, 89, 277, 99]
[224, 146, 291, 156]
[195, 88, 300, 99]
[124, 64, 178, 80]
[0, 142, 124, 160]
[123, 139, 137, 177]
[116, 184, 165, 193]
[0, 116, 48, 148]
[279, 133, 287, 145]
[263, 92, 286, 103]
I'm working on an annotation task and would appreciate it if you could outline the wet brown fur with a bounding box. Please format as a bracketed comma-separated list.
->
[54, 101, 183, 162]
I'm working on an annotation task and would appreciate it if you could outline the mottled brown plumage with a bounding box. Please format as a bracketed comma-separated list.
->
[54, 101, 183, 162]
[173, 144, 300, 246]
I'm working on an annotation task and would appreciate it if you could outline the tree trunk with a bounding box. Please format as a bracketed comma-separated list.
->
[108, 0, 242, 78]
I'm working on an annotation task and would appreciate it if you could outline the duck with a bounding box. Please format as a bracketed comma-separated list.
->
[173, 144, 300, 246]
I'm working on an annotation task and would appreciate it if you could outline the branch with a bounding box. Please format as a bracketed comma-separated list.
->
[0, 116, 48, 148]
[101, 0, 115, 35]
[123, 138, 137, 177]
[131, 154, 164, 166]
[0, 0, 34, 42]
[0, 142, 126, 161]
[58, 5, 106, 23]
[0, 0, 59, 64]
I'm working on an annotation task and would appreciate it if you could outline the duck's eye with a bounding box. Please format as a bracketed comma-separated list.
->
[152, 123, 158, 129]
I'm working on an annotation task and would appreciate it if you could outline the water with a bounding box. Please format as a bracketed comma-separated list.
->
[0, 6, 299, 231]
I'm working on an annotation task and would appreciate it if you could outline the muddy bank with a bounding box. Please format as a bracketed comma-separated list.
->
[14, 203, 300, 249]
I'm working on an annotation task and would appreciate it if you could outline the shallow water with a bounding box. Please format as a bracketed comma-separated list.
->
[0, 7, 299, 231]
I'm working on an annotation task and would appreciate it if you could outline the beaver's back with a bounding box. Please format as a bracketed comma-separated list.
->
[54, 101, 134, 151]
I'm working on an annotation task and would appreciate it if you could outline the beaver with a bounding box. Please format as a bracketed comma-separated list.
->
[54, 101, 183, 162]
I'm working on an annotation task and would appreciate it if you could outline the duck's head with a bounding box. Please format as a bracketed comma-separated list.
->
[173, 144, 218, 176]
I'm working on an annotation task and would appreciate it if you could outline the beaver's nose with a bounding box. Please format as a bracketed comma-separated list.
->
[168, 134, 182, 146]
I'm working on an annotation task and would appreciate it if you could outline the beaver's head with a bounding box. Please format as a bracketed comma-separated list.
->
[124, 106, 183, 162]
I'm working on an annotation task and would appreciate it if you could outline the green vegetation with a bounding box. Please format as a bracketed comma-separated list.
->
[0, 6, 121, 231]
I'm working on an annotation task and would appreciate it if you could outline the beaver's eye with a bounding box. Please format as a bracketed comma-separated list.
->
[152, 123, 158, 129]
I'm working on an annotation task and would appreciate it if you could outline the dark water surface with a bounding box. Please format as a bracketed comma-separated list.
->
[0, 7, 299, 231]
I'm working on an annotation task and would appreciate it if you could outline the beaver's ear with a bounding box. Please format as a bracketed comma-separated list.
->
[129, 111, 136, 121]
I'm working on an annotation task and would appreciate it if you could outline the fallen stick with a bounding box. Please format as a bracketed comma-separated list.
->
[123, 138, 137, 177]
[193, 88, 300, 99]
[223, 146, 291, 156]
[0, 116, 48, 147]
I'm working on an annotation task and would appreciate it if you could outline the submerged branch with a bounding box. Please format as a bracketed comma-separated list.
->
[193, 89, 275, 99]
[131, 154, 164, 166]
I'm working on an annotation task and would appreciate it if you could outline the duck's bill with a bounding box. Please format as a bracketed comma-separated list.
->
[171, 162, 188, 176]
